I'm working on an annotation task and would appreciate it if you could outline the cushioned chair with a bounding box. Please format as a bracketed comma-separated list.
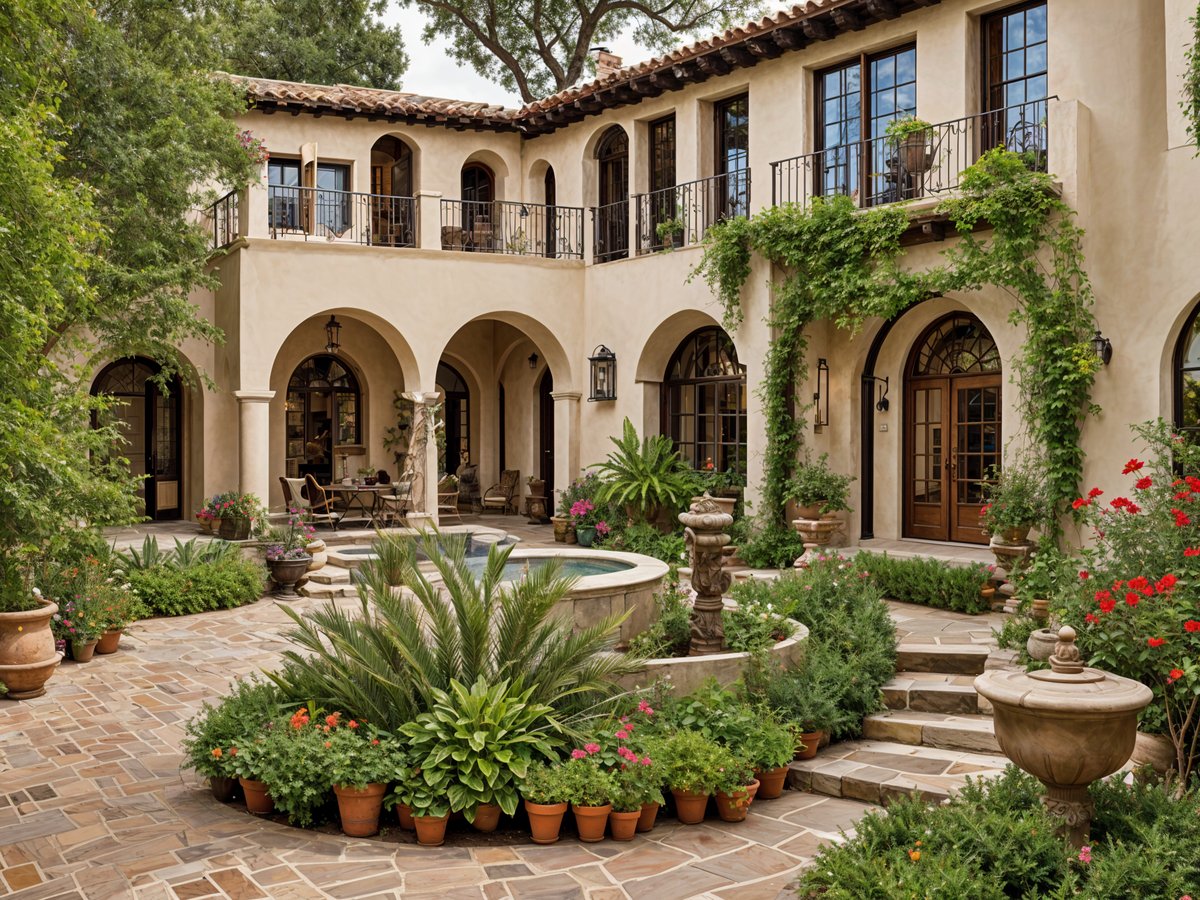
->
[481, 470, 520, 515]
[303, 474, 344, 530]
[280, 476, 310, 512]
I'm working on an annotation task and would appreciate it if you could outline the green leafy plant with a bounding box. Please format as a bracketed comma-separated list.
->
[325, 721, 403, 791]
[559, 755, 618, 807]
[1184, 2, 1200, 153]
[127, 556, 265, 617]
[738, 716, 798, 771]
[884, 115, 933, 144]
[658, 730, 737, 795]
[856, 551, 994, 614]
[787, 452, 854, 513]
[400, 677, 561, 821]
[654, 215, 684, 248]
[981, 457, 1050, 533]
[627, 582, 692, 658]
[604, 522, 687, 566]
[251, 709, 337, 827]
[181, 676, 281, 778]
[1012, 539, 1073, 603]
[114, 536, 239, 573]
[736, 518, 807, 569]
[592, 418, 698, 523]
[519, 761, 571, 804]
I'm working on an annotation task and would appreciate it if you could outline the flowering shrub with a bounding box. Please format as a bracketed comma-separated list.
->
[43, 554, 139, 638]
[558, 754, 617, 807]
[980, 458, 1049, 533]
[51, 597, 104, 644]
[181, 676, 280, 778]
[264, 509, 316, 562]
[569, 498, 603, 529]
[238, 130, 269, 165]
[209, 491, 264, 522]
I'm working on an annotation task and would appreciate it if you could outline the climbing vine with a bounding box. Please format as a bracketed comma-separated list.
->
[693, 149, 1098, 533]
[1185, 2, 1200, 150]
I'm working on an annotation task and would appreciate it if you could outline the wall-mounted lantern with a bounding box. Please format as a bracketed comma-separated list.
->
[528, 352, 539, 370]
[813, 358, 830, 431]
[863, 374, 890, 412]
[588, 345, 617, 401]
[1092, 330, 1113, 366]
[324, 315, 342, 354]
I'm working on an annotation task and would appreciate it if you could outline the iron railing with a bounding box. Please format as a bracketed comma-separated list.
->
[439, 199, 584, 258]
[592, 200, 629, 263]
[635, 170, 751, 254]
[205, 189, 240, 251]
[770, 99, 1050, 208]
[267, 185, 417, 247]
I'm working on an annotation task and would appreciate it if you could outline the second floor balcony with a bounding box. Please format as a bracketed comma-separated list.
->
[267, 185, 417, 247]
[440, 198, 584, 259]
[634, 171, 751, 255]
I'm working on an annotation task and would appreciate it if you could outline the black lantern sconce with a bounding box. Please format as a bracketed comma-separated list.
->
[588, 345, 617, 402]
[324, 315, 342, 354]
[528, 352, 539, 370]
[813, 358, 830, 431]
[863, 375, 890, 412]
[1092, 330, 1113, 366]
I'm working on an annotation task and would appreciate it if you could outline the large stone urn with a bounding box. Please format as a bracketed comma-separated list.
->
[791, 517, 841, 568]
[974, 626, 1152, 846]
[0, 596, 61, 700]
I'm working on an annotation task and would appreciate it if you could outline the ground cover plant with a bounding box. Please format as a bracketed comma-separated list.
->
[856, 551, 994, 614]
[117, 537, 265, 617]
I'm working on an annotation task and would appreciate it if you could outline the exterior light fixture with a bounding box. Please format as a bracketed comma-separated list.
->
[588, 345, 617, 402]
[863, 375, 890, 412]
[324, 315, 342, 354]
[519, 205, 529, 218]
[813, 358, 830, 431]
[1092, 330, 1112, 366]
[528, 352, 539, 370]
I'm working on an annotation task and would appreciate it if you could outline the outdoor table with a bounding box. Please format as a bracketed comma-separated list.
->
[323, 483, 391, 527]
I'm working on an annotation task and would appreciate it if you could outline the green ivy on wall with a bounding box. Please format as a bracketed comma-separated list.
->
[692, 149, 1098, 534]
[1185, 3, 1200, 150]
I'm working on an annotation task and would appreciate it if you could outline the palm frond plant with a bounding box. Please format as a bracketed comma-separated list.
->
[269, 532, 642, 734]
[593, 418, 698, 525]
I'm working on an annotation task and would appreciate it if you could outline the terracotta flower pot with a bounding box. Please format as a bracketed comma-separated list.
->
[472, 802, 501, 833]
[551, 516, 571, 543]
[715, 779, 759, 822]
[571, 803, 611, 842]
[608, 809, 640, 841]
[637, 801, 659, 833]
[239, 778, 274, 815]
[198, 515, 214, 534]
[525, 800, 567, 844]
[413, 812, 450, 847]
[795, 731, 823, 760]
[670, 789, 709, 825]
[70, 639, 98, 663]
[0, 600, 61, 699]
[754, 766, 789, 800]
[334, 783, 387, 837]
[210, 776, 238, 803]
[396, 803, 415, 831]
[96, 629, 122, 655]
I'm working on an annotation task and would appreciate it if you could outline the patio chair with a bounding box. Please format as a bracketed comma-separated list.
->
[377, 479, 412, 527]
[456, 461, 480, 511]
[303, 474, 344, 530]
[438, 476, 462, 525]
[280, 476, 311, 511]
[481, 469, 520, 515]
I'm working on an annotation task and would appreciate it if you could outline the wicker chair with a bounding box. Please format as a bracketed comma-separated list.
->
[481, 470, 520, 515]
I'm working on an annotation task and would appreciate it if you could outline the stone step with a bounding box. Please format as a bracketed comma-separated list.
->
[895, 642, 990, 675]
[882, 673, 992, 716]
[298, 583, 358, 600]
[787, 739, 1009, 806]
[862, 710, 1001, 754]
[306, 568, 352, 585]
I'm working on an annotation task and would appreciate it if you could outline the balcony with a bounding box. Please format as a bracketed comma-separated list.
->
[439, 199, 584, 259]
[634, 171, 751, 255]
[592, 201, 629, 263]
[267, 185, 417, 248]
[205, 189, 240, 251]
[770, 100, 1049, 209]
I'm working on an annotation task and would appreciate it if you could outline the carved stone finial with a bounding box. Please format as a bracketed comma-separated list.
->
[1049, 625, 1084, 675]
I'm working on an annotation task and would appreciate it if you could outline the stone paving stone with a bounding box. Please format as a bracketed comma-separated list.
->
[322, 872, 404, 898]
[622, 866, 732, 899]
[710, 868, 805, 898]
[2, 863, 42, 891]
[693, 845, 798, 882]
[505, 872, 586, 898]
[659, 824, 751, 857]
[485, 863, 535, 879]
[208, 866, 268, 899]
[602, 844, 694, 881]
[775, 830, 825, 859]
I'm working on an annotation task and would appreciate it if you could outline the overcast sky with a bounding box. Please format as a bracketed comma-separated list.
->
[383, 5, 652, 106]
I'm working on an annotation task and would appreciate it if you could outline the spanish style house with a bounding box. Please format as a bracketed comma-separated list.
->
[95, 0, 1200, 547]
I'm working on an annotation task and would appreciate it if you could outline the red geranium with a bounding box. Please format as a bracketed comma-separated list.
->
[1123, 458, 1145, 474]
[1147, 637, 1166, 648]
[1135, 476, 1153, 490]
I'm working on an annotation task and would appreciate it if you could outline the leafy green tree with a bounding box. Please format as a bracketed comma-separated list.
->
[404, 0, 764, 102]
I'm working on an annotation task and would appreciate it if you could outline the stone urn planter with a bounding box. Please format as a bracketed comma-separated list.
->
[974, 626, 1152, 846]
[550, 515, 576, 544]
[0, 599, 61, 699]
[268, 556, 312, 599]
[791, 518, 840, 568]
[1026, 627, 1058, 662]
[691, 494, 736, 518]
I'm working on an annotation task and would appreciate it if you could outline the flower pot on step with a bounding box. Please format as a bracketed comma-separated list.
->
[608, 810, 640, 841]
[96, 629, 122, 655]
[670, 789, 709, 825]
[239, 778, 274, 815]
[571, 803, 611, 842]
[524, 799, 567, 844]
[551, 516, 572, 543]
[637, 801, 659, 833]
[0, 599, 61, 699]
[715, 779, 759, 822]
[268, 556, 312, 600]
[472, 802, 501, 833]
[754, 766, 789, 800]
[210, 776, 238, 803]
[218, 516, 252, 541]
[413, 812, 450, 846]
[795, 731, 823, 760]
[333, 783, 387, 837]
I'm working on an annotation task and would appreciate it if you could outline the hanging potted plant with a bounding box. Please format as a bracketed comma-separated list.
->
[561, 754, 616, 842]
[659, 731, 730, 825]
[886, 116, 934, 174]
[327, 722, 399, 838]
[981, 460, 1047, 545]
[787, 452, 854, 520]
[0, 574, 61, 700]
[520, 762, 571, 844]
[214, 491, 264, 542]
[264, 510, 316, 599]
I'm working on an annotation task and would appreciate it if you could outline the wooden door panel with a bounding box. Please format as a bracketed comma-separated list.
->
[905, 381, 949, 541]
[950, 378, 1000, 543]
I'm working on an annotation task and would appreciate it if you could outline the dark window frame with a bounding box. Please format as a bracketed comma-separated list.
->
[661, 326, 747, 475]
[713, 94, 750, 218]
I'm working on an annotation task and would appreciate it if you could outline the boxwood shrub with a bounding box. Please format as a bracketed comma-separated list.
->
[857, 551, 993, 614]
[129, 557, 266, 617]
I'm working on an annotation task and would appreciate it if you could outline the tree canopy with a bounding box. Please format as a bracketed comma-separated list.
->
[404, 0, 764, 103]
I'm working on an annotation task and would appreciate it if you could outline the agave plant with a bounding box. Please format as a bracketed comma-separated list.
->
[113, 535, 239, 573]
[269, 532, 641, 731]
[593, 418, 698, 524]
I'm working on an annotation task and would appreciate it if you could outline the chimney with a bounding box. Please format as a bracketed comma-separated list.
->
[592, 47, 623, 79]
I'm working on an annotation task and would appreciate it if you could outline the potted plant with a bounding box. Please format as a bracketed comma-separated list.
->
[886, 115, 934, 174]
[264, 510, 316, 599]
[51, 596, 103, 662]
[326, 721, 399, 838]
[552, 474, 597, 544]
[196, 506, 216, 534]
[181, 676, 279, 803]
[527, 475, 546, 498]
[520, 762, 571, 844]
[213, 491, 263, 541]
[609, 749, 663, 839]
[741, 718, 797, 800]
[561, 754, 617, 842]
[768, 668, 841, 760]
[654, 215, 685, 250]
[659, 731, 731, 824]
[787, 452, 854, 519]
[94, 570, 140, 655]
[0, 567, 61, 699]
[408, 777, 452, 847]
[981, 461, 1047, 544]
[1013, 540, 1071, 624]
[569, 498, 608, 548]
[692, 460, 744, 516]
[594, 418, 697, 530]
[226, 741, 274, 815]
[713, 759, 759, 822]
[357, 466, 377, 486]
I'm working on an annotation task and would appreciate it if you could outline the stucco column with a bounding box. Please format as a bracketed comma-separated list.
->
[416, 191, 444, 251]
[550, 390, 582, 510]
[401, 391, 444, 527]
[234, 390, 274, 503]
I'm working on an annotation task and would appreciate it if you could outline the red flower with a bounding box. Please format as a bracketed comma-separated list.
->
[325, 712, 341, 729]
[1128, 576, 1150, 593]
[1187, 475, 1200, 491]
[1176, 491, 1193, 502]
[1156, 574, 1178, 594]
[1125, 503, 1141, 515]
[1185, 620, 1200, 633]
[1168, 668, 1185, 684]
[1125, 592, 1140, 607]
[1135, 476, 1153, 490]
[1094, 589, 1112, 603]
[1085, 613, 1099, 624]
[1088, 487, 1104, 499]
[1072, 497, 1090, 510]
[290, 707, 310, 729]
[1123, 458, 1145, 474]
[1185, 548, 1200, 557]
[1099, 599, 1117, 614]
[1148, 637, 1166, 648]
[1110, 497, 1129, 510]
[1079, 570, 1089, 580]
[1173, 509, 1192, 527]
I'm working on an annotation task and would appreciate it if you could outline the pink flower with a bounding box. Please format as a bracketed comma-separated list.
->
[1078, 845, 1092, 864]
[584, 743, 601, 755]
[615, 730, 629, 740]
[640, 757, 652, 766]
[571, 749, 587, 759]
[637, 700, 654, 716]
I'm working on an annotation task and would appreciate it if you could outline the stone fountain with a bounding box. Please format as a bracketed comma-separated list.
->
[679, 494, 733, 655]
[974, 626, 1152, 846]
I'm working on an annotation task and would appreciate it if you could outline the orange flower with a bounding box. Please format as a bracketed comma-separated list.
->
[908, 849, 921, 862]
[211, 748, 223, 758]
[325, 712, 341, 729]
[324, 741, 332, 749]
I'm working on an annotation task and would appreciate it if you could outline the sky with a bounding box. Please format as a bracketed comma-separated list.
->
[383, 5, 652, 106]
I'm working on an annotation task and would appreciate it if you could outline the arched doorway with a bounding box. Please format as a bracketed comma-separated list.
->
[1173, 302, 1200, 441]
[92, 358, 182, 520]
[543, 166, 557, 259]
[369, 135, 415, 247]
[662, 326, 747, 474]
[904, 314, 1001, 544]
[460, 163, 494, 251]
[286, 355, 361, 485]
[438, 361, 470, 476]
[539, 369, 554, 494]
[595, 126, 629, 261]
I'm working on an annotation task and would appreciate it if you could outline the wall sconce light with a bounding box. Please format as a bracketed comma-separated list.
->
[528, 352, 539, 370]
[863, 375, 890, 412]
[324, 315, 342, 354]
[813, 358, 830, 431]
[1092, 330, 1113, 366]
[519, 205, 530, 218]
[588, 345, 617, 401]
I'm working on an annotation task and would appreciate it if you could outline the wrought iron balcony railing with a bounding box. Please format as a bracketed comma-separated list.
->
[770, 99, 1050, 209]
[635, 170, 751, 255]
[439, 199, 584, 259]
[205, 189, 240, 251]
[268, 185, 417, 247]
[592, 200, 629, 263]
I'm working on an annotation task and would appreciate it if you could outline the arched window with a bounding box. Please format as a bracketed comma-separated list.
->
[369, 135, 416, 246]
[595, 127, 629, 261]
[662, 327, 746, 474]
[286, 355, 361, 483]
[437, 361, 470, 475]
[909, 314, 1001, 376]
[1174, 304, 1200, 440]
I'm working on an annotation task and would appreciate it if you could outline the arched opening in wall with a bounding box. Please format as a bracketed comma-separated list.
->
[91, 358, 183, 520]
[459, 163, 495, 252]
[544, 166, 557, 259]
[369, 135, 416, 247]
[595, 126, 629, 262]
[286, 355, 362, 486]
[539, 369, 554, 495]
[1173, 303, 1200, 440]
[903, 313, 1000, 544]
[662, 327, 746, 476]
[437, 361, 471, 477]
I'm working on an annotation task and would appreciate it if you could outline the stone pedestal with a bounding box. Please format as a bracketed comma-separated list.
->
[791, 518, 841, 569]
[679, 495, 733, 656]
[990, 538, 1033, 572]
